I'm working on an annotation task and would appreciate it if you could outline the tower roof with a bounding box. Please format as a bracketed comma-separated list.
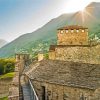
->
[58, 25, 88, 30]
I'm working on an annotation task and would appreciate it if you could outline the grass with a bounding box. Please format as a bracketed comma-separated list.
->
[0, 72, 15, 79]
[0, 97, 8, 100]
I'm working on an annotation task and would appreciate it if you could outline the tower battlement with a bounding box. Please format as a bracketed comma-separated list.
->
[57, 25, 89, 45]
[15, 53, 30, 62]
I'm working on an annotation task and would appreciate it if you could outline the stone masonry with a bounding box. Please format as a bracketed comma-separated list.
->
[49, 25, 100, 64]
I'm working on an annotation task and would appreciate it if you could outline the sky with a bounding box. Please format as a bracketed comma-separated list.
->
[0, 0, 100, 42]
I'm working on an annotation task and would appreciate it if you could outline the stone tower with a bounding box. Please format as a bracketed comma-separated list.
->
[57, 25, 89, 45]
[15, 53, 30, 75]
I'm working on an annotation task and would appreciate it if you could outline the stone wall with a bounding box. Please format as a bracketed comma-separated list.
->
[32, 80, 96, 100]
[8, 53, 31, 100]
[15, 54, 30, 75]
[8, 72, 19, 100]
[38, 53, 44, 61]
[0, 79, 12, 99]
[49, 51, 56, 60]
[57, 29, 88, 45]
[49, 44, 100, 64]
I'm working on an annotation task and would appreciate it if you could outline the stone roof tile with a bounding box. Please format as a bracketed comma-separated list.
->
[26, 60, 100, 90]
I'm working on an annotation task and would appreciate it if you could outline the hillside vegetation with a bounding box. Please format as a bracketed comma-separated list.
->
[0, 59, 15, 75]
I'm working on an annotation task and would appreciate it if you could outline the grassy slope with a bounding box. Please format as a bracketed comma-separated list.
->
[0, 72, 15, 79]
[0, 97, 8, 100]
[0, 73, 14, 99]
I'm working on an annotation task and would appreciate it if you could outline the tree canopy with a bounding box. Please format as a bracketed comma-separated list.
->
[0, 58, 15, 75]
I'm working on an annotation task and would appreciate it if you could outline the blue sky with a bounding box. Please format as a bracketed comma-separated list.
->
[0, 0, 99, 42]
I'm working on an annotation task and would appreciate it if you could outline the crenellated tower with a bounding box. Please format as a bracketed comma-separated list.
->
[15, 53, 30, 75]
[57, 25, 89, 45]
[49, 25, 100, 64]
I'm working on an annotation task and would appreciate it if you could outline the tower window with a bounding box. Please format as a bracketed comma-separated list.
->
[61, 30, 63, 33]
[66, 30, 68, 33]
[71, 30, 74, 33]
[82, 30, 85, 32]
[77, 30, 79, 32]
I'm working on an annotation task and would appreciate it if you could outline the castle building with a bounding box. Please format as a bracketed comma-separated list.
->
[9, 25, 100, 100]
[49, 25, 100, 64]
[25, 60, 100, 100]
[25, 25, 100, 100]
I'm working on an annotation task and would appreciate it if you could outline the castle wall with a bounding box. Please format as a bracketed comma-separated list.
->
[49, 44, 100, 64]
[57, 29, 88, 45]
[49, 51, 56, 60]
[8, 65, 19, 100]
[8, 53, 30, 100]
[32, 80, 95, 100]
[15, 54, 30, 74]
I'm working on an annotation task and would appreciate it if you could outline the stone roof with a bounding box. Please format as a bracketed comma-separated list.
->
[25, 60, 100, 90]
[58, 25, 88, 30]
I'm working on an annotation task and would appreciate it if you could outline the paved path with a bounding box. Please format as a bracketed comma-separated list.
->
[20, 75, 39, 100]
[22, 84, 33, 100]
[20, 76, 34, 100]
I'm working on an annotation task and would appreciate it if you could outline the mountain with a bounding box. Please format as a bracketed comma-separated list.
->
[0, 39, 7, 48]
[0, 2, 100, 58]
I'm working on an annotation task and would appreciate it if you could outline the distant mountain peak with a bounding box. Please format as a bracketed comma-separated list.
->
[0, 39, 7, 48]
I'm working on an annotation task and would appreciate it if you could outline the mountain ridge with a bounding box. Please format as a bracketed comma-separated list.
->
[0, 2, 100, 58]
[0, 39, 7, 48]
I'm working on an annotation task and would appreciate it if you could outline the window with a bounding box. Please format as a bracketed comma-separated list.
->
[71, 30, 74, 33]
[77, 30, 79, 32]
[66, 30, 68, 33]
[61, 30, 63, 33]
[82, 30, 85, 32]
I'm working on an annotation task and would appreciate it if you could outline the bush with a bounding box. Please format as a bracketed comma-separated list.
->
[0, 58, 15, 75]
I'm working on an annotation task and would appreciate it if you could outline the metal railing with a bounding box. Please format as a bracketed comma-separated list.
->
[28, 79, 39, 100]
